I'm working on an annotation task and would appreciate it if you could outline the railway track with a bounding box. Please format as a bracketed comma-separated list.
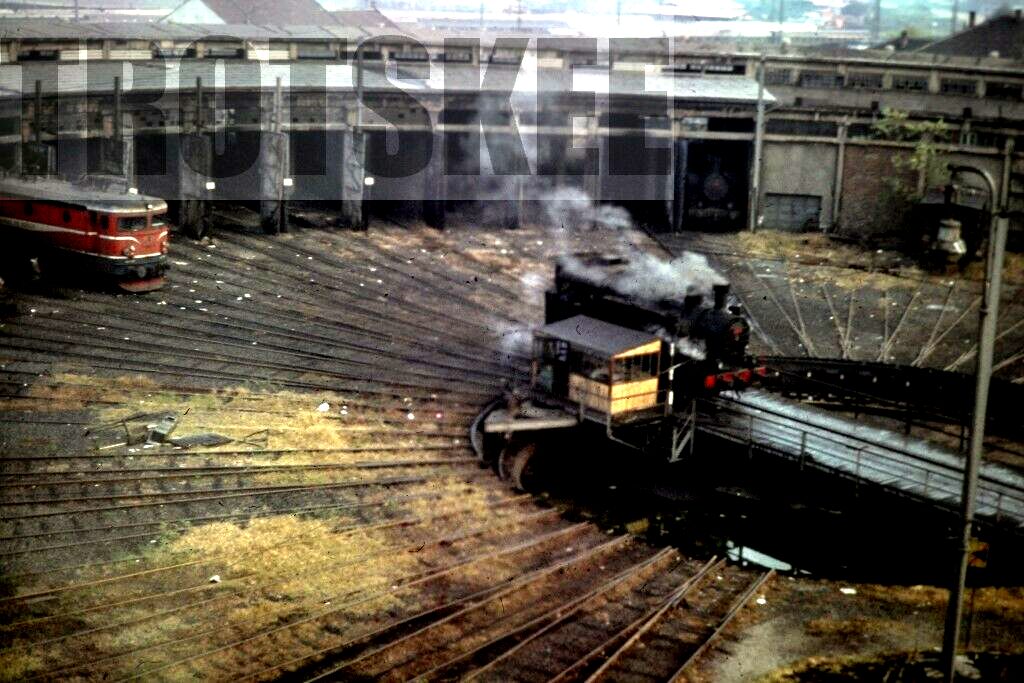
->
[0, 222, 770, 681]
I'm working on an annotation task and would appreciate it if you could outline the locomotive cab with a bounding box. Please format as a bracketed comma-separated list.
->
[532, 315, 666, 422]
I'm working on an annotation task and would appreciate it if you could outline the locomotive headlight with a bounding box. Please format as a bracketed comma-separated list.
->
[123, 245, 137, 258]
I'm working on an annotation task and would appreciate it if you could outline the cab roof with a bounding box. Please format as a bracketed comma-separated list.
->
[0, 177, 167, 214]
[537, 315, 660, 359]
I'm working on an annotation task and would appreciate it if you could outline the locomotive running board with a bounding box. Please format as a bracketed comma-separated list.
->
[483, 404, 579, 434]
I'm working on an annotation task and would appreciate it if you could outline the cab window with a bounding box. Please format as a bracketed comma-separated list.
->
[119, 216, 148, 231]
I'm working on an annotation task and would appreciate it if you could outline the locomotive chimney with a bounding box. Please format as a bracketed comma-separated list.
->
[683, 293, 703, 312]
[713, 283, 729, 310]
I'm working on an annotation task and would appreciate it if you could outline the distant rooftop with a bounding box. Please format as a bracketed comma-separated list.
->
[916, 10, 1024, 61]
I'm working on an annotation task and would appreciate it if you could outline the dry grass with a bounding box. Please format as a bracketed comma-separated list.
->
[736, 230, 1024, 291]
[10, 478, 521, 680]
[737, 231, 889, 270]
[857, 583, 1024, 619]
[18, 373, 453, 455]
[804, 616, 912, 640]
[0, 370, 521, 679]
[964, 250, 1024, 285]
[0, 652, 45, 683]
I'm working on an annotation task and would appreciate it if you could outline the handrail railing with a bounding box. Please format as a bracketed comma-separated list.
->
[699, 394, 1024, 527]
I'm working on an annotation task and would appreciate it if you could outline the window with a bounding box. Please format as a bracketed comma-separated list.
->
[986, 81, 1023, 100]
[392, 49, 428, 62]
[489, 49, 524, 65]
[437, 49, 472, 63]
[62, 209, 71, 223]
[766, 119, 838, 137]
[612, 353, 658, 383]
[118, 216, 148, 231]
[24, 202, 32, 216]
[569, 350, 609, 381]
[764, 68, 792, 85]
[891, 74, 928, 92]
[846, 72, 883, 90]
[798, 70, 844, 88]
[941, 78, 976, 96]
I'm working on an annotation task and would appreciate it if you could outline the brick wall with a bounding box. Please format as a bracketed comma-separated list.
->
[837, 145, 917, 238]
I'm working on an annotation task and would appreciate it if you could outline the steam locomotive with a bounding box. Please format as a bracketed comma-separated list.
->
[0, 176, 170, 292]
[545, 253, 758, 396]
[473, 251, 764, 489]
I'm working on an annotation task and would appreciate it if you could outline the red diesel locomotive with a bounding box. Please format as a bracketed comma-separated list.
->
[0, 177, 170, 292]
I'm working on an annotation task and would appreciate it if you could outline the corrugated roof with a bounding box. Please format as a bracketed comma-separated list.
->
[538, 315, 659, 358]
[329, 9, 401, 35]
[0, 18, 348, 40]
[171, 0, 338, 27]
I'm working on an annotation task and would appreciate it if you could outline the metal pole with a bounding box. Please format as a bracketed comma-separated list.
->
[34, 79, 41, 143]
[871, 0, 881, 43]
[951, 0, 959, 35]
[748, 56, 765, 232]
[832, 120, 846, 232]
[195, 77, 203, 132]
[940, 165, 1008, 683]
[113, 76, 122, 142]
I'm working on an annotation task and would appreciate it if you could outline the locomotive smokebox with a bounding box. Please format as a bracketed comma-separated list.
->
[683, 294, 703, 313]
[713, 283, 729, 310]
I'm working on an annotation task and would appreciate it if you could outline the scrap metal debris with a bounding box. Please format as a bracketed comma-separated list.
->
[86, 411, 267, 451]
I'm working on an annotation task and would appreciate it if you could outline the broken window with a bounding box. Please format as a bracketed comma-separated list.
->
[986, 81, 1023, 100]
[941, 78, 977, 96]
[891, 74, 928, 92]
[798, 70, 843, 88]
[764, 68, 792, 85]
[846, 72, 883, 90]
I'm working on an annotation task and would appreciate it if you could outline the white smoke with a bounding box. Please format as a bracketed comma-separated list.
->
[540, 186, 632, 233]
[561, 250, 727, 302]
[495, 320, 533, 366]
[538, 187, 727, 302]
[675, 337, 707, 361]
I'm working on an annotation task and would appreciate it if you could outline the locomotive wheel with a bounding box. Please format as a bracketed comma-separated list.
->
[498, 441, 536, 492]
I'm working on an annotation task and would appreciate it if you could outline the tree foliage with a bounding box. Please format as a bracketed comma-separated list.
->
[871, 108, 951, 199]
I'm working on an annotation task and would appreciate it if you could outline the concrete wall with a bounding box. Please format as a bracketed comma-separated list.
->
[761, 141, 837, 229]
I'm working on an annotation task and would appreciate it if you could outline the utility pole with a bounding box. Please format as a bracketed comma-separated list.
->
[872, 0, 881, 43]
[951, 0, 960, 35]
[939, 164, 1009, 683]
[748, 55, 766, 232]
